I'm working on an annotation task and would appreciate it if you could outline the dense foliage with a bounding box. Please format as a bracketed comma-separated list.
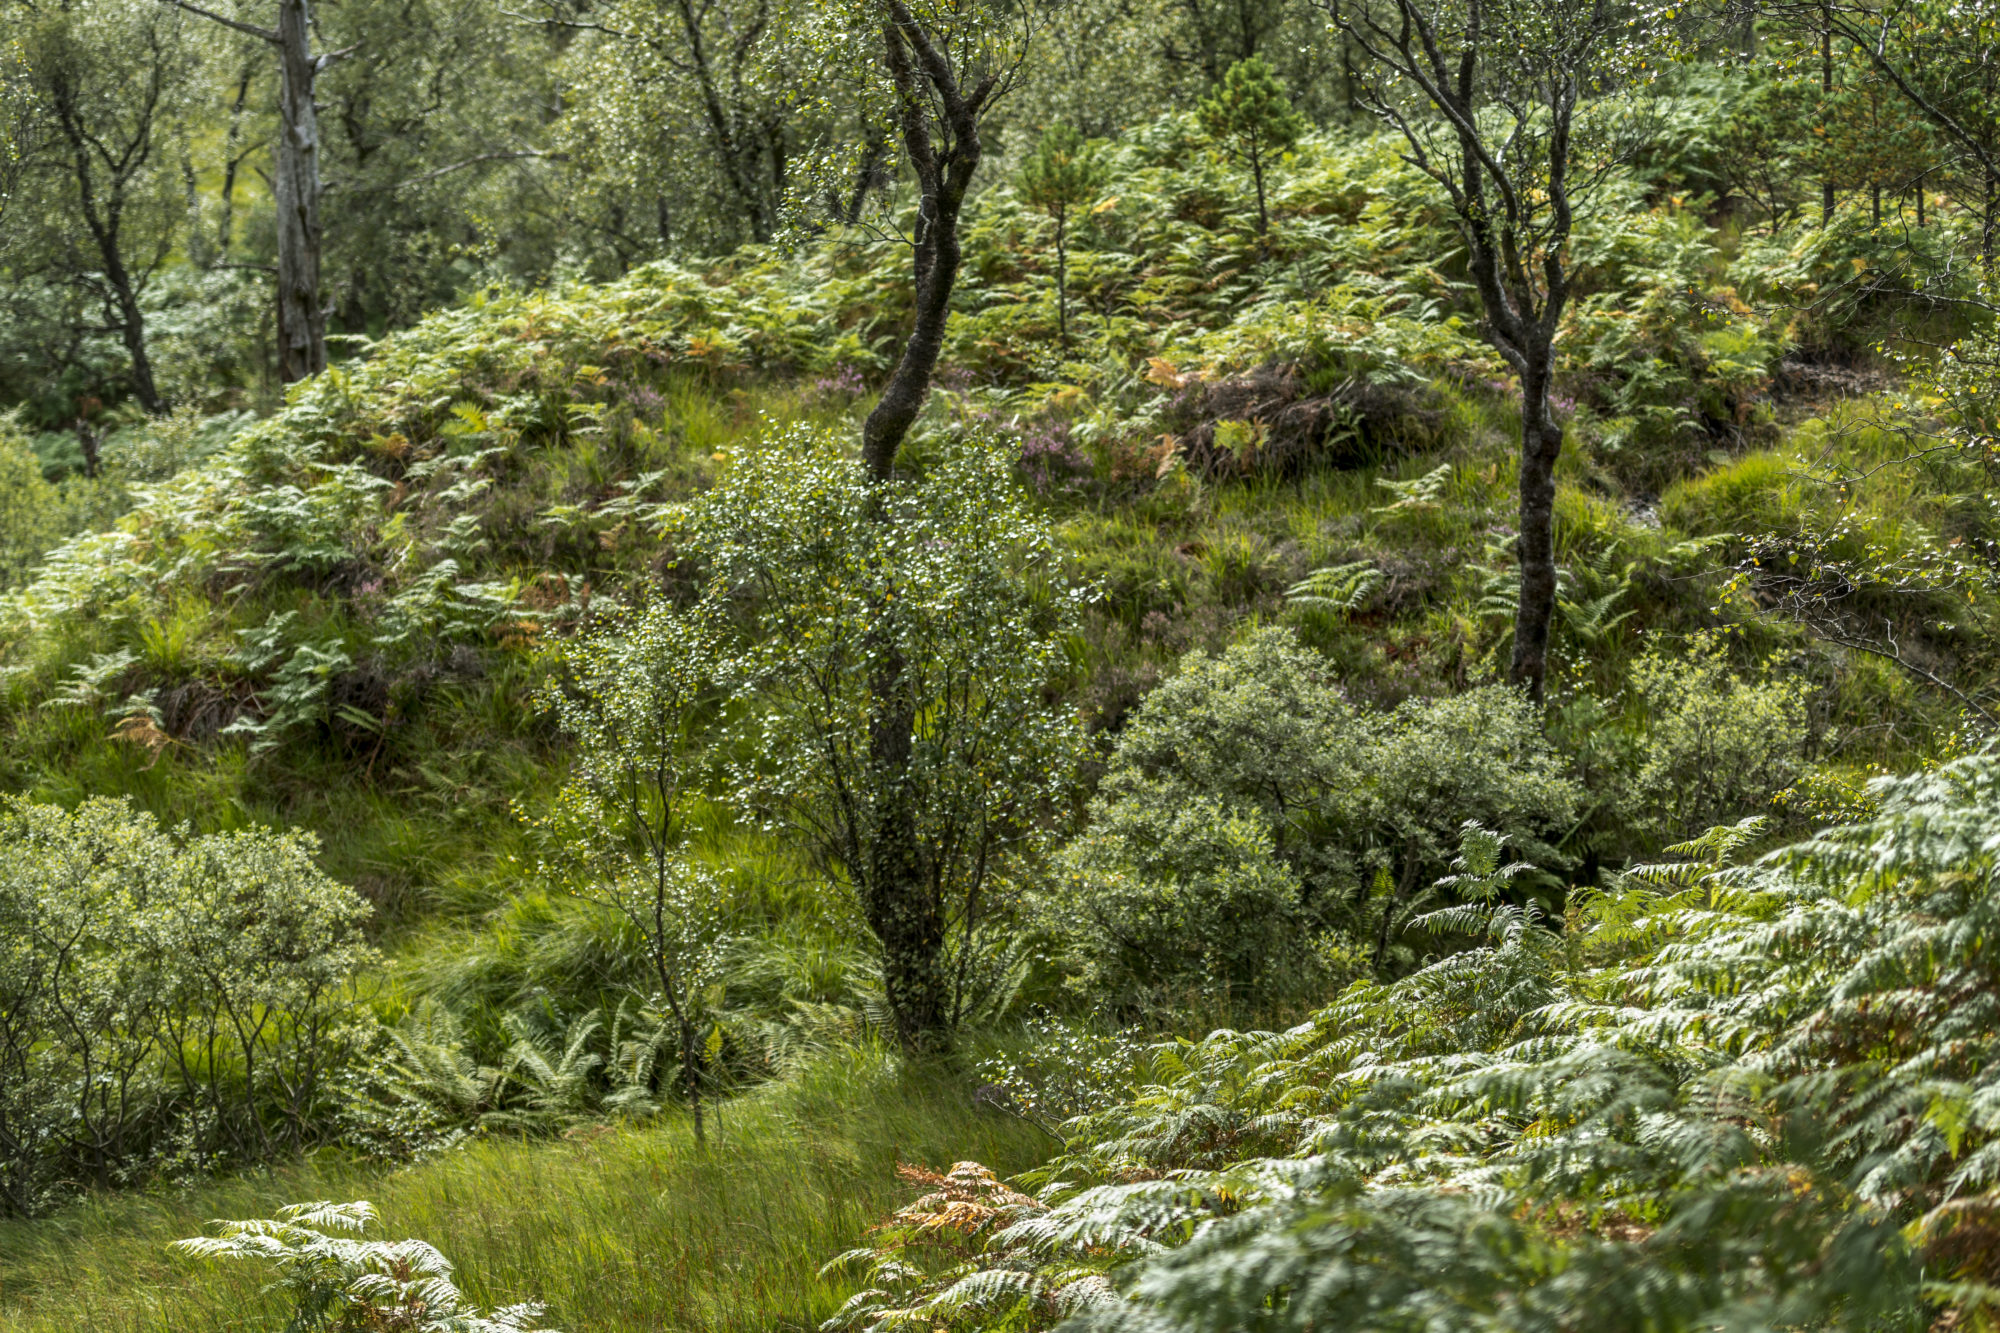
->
[4, 1, 2000, 1329]
[0, 797, 372, 1216]
[833, 759, 2000, 1331]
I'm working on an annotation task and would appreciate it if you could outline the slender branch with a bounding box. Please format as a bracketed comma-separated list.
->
[160, 0, 277, 44]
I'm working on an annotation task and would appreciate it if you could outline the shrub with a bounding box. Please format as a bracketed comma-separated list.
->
[0, 797, 375, 1216]
[1621, 634, 1811, 846]
[661, 425, 1089, 1047]
[1061, 627, 1582, 986]
[1044, 796, 1310, 1016]
[1092, 626, 1364, 905]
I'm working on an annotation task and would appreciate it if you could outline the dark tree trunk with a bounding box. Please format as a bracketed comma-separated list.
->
[859, 11, 987, 482]
[835, 127, 891, 226]
[108, 259, 164, 415]
[217, 66, 255, 256]
[854, 3, 997, 1052]
[1820, 11, 1835, 227]
[862, 672, 948, 1048]
[1511, 358, 1564, 702]
[273, 0, 327, 383]
[49, 65, 166, 413]
[671, 0, 779, 244]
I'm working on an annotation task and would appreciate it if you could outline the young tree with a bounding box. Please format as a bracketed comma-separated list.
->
[1316, 0, 1665, 701]
[670, 428, 1086, 1054]
[163, 0, 344, 382]
[1196, 56, 1305, 235]
[527, 0, 812, 253]
[537, 610, 731, 1144]
[829, 1, 1035, 1051]
[857, 0, 1028, 476]
[1794, 0, 2000, 267]
[1019, 123, 1106, 350]
[12, 0, 197, 415]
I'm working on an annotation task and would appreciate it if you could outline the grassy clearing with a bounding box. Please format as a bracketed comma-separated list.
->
[0, 1050, 1048, 1333]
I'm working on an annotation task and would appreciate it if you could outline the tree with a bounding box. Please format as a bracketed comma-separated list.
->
[529, 0, 811, 255]
[164, 0, 345, 382]
[857, 0, 1026, 476]
[1196, 56, 1305, 235]
[536, 608, 731, 1144]
[1806, 0, 2000, 267]
[1317, 0, 1665, 701]
[1018, 122, 1106, 350]
[670, 428, 1086, 1053]
[12, 0, 197, 416]
[834, 0, 1035, 1052]
[313, 0, 563, 331]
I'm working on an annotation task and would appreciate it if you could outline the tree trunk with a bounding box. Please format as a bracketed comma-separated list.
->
[863, 673, 948, 1050]
[681, 1017, 704, 1146]
[1054, 209, 1069, 350]
[1510, 357, 1563, 703]
[52, 91, 164, 413]
[1820, 12, 1835, 227]
[853, 7, 993, 1052]
[217, 66, 254, 257]
[860, 190, 963, 479]
[274, 0, 326, 383]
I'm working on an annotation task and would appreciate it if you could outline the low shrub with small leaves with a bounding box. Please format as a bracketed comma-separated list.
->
[1039, 627, 1581, 1008]
[0, 797, 375, 1216]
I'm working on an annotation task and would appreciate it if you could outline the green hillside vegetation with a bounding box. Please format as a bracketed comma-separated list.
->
[4, 2, 2000, 1329]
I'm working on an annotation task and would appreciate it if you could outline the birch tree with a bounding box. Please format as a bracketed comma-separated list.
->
[1315, 0, 1669, 701]
[165, 0, 343, 382]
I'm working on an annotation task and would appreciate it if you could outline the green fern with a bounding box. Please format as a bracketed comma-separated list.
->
[173, 1200, 554, 1333]
[1284, 560, 1384, 618]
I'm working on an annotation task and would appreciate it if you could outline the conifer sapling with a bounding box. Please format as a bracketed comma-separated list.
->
[1197, 57, 1307, 235]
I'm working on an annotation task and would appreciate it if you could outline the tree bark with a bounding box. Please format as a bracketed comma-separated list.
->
[859, 9, 991, 480]
[1510, 356, 1564, 702]
[1820, 10, 1835, 227]
[273, 0, 327, 383]
[853, 2, 999, 1052]
[862, 668, 948, 1049]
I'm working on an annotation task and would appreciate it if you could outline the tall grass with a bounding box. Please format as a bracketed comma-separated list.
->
[0, 1049, 1048, 1333]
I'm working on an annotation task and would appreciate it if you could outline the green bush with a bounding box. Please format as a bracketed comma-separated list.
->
[1620, 634, 1811, 846]
[1052, 628, 1582, 997]
[1045, 796, 1310, 1016]
[0, 797, 375, 1216]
